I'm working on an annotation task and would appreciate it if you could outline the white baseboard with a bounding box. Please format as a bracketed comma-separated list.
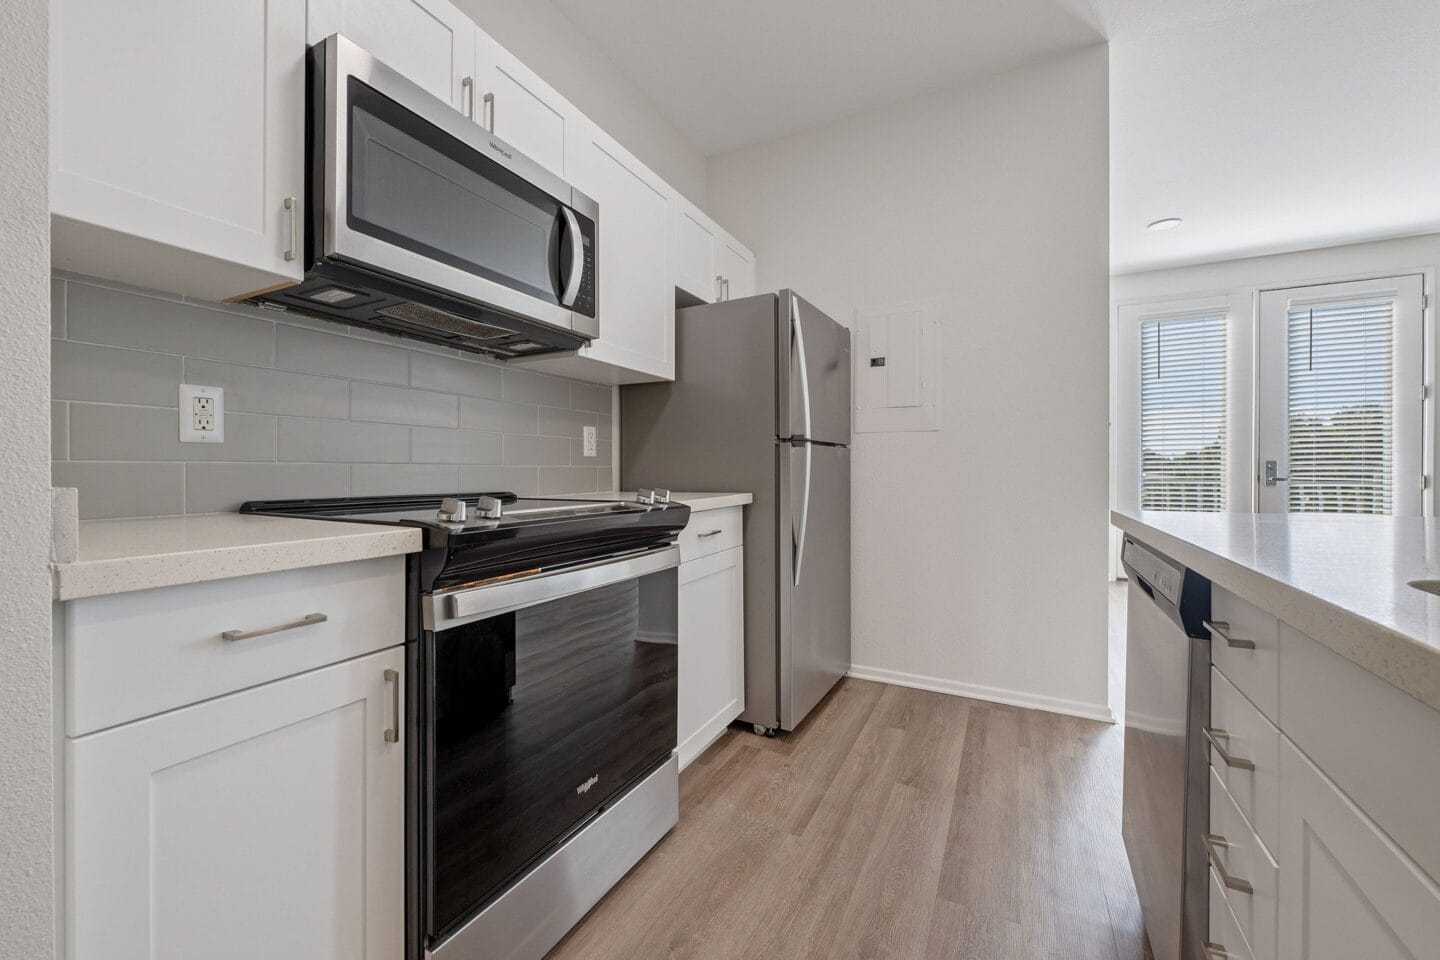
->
[846, 664, 1114, 724]
[677, 698, 744, 770]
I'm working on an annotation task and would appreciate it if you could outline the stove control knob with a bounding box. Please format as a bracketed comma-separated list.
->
[476, 495, 504, 520]
[438, 497, 468, 523]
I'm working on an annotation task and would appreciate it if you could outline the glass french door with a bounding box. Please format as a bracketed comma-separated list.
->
[1256, 276, 1425, 514]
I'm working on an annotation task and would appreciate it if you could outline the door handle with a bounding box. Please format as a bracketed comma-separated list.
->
[560, 207, 583, 307]
[283, 196, 298, 262]
[1264, 460, 1288, 486]
[794, 442, 812, 587]
[383, 669, 400, 744]
[461, 76, 475, 120]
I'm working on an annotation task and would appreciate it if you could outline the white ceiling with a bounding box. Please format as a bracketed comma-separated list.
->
[549, 0, 1103, 154]
[1104, 0, 1440, 273]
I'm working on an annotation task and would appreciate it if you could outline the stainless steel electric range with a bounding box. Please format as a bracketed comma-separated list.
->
[242, 492, 691, 960]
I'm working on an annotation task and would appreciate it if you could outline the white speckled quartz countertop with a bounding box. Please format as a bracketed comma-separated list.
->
[53, 514, 423, 601]
[1113, 509, 1440, 711]
[566, 491, 754, 512]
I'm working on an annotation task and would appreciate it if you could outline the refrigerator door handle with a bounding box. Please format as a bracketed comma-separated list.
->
[794, 441, 812, 586]
[791, 293, 813, 441]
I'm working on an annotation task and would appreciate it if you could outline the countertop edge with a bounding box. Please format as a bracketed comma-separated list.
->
[53, 527, 424, 601]
[1112, 510, 1440, 712]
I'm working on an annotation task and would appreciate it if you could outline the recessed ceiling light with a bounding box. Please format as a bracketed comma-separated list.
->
[1147, 217, 1183, 231]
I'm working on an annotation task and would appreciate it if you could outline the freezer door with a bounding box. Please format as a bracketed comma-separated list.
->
[778, 441, 851, 730]
[778, 291, 852, 444]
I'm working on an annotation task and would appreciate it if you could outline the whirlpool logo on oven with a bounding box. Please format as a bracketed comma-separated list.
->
[575, 775, 600, 796]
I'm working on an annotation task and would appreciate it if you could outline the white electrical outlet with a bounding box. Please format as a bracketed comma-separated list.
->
[179, 384, 225, 443]
[582, 424, 598, 458]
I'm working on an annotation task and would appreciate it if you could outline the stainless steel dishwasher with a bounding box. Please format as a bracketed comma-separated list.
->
[1120, 535, 1212, 960]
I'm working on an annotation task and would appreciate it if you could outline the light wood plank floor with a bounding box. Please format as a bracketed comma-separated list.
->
[551, 586, 1145, 960]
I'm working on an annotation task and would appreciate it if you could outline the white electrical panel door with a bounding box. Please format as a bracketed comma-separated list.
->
[853, 299, 939, 433]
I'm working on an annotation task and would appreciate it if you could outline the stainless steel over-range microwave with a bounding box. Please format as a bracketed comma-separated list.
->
[249, 34, 598, 360]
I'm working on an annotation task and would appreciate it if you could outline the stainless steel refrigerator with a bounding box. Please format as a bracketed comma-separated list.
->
[620, 290, 851, 734]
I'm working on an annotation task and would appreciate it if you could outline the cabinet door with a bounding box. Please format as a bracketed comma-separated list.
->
[308, 0, 476, 110]
[67, 647, 405, 960]
[717, 234, 756, 300]
[675, 202, 719, 303]
[560, 118, 676, 381]
[677, 546, 745, 769]
[1277, 739, 1440, 960]
[51, 0, 306, 298]
[473, 29, 574, 178]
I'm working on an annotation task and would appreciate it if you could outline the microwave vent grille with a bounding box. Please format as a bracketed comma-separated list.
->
[376, 301, 513, 342]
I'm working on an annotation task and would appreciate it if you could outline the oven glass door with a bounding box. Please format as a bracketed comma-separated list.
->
[426, 563, 677, 941]
[345, 77, 575, 309]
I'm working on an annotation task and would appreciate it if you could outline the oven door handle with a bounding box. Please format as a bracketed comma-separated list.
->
[426, 546, 680, 630]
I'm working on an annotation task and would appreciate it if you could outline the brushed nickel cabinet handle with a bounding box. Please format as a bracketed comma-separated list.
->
[283, 196, 299, 262]
[1204, 619, 1256, 650]
[1203, 727, 1257, 771]
[221, 612, 327, 642]
[383, 668, 400, 744]
[1203, 833, 1254, 894]
[1204, 942, 1234, 959]
[483, 91, 496, 132]
[698, 529, 724, 538]
[461, 75, 475, 119]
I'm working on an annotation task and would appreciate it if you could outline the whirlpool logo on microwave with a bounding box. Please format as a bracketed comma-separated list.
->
[575, 775, 599, 796]
[489, 140, 513, 161]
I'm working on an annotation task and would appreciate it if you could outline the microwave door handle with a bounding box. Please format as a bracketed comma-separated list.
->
[560, 207, 584, 307]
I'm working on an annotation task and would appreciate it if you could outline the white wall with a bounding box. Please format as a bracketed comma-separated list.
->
[707, 45, 1112, 721]
[0, 0, 54, 953]
[453, 0, 706, 205]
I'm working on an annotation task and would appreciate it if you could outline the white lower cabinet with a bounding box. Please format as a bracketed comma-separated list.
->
[676, 510, 745, 769]
[1275, 738, 1440, 960]
[67, 645, 406, 960]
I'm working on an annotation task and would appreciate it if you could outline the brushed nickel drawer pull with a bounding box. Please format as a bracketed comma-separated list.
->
[1203, 727, 1257, 771]
[383, 668, 400, 744]
[1204, 619, 1256, 650]
[220, 612, 328, 642]
[1203, 833, 1254, 894]
[1203, 728, 1261, 771]
[1204, 942, 1234, 959]
[698, 529, 724, 538]
[283, 196, 299, 262]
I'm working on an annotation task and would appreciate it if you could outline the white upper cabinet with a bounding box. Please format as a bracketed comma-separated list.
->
[50, 0, 307, 301]
[716, 233, 756, 300]
[528, 117, 675, 383]
[472, 29, 574, 179]
[676, 200, 720, 304]
[308, 0, 475, 110]
[674, 196, 756, 305]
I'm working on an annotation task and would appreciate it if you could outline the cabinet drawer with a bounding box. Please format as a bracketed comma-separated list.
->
[678, 506, 744, 563]
[1209, 585, 1280, 722]
[1208, 768, 1278, 960]
[64, 556, 406, 735]
[1209, 668, 1281, 855]
[1209, 866, 1256, 960]
[1279, 623, 1440, 883]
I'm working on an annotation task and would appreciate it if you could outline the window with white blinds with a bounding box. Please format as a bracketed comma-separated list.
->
[1140, 314, 1227, 511]
[1286, 299, 1395, 514]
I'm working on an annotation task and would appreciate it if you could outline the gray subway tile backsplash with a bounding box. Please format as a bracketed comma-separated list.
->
[276, 324, 410, 385]
[67, 282, 274, 365]
[51, 276, 618, 518]
[52, 340, 183, 407]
